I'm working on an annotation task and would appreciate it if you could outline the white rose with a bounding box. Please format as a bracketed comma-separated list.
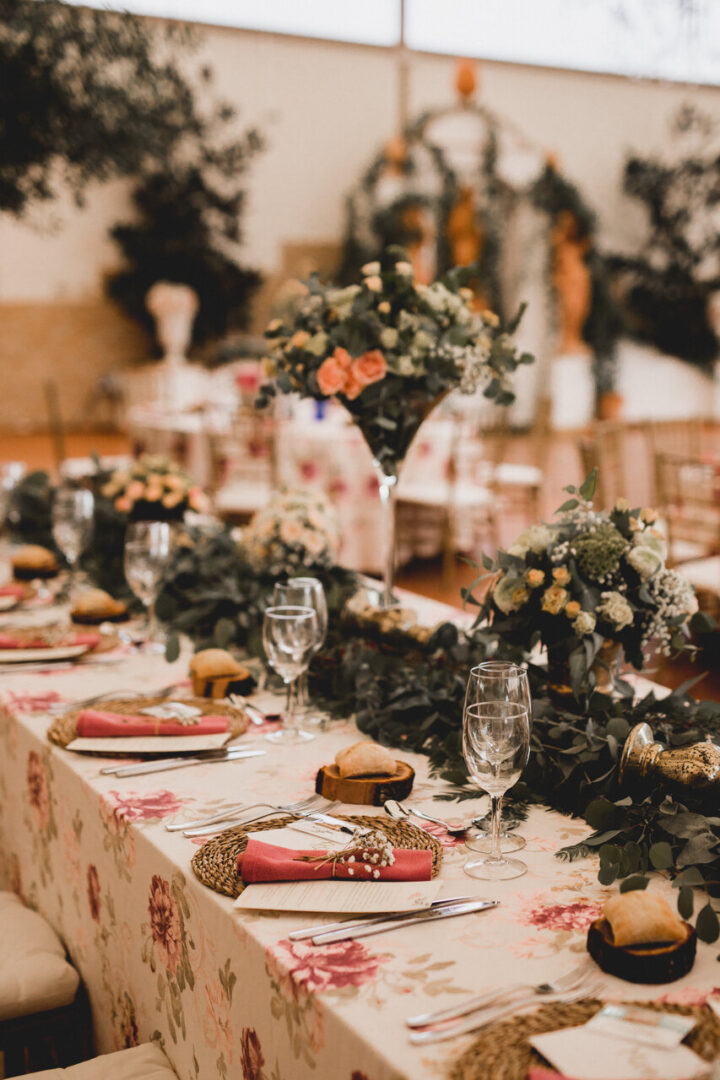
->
[493, 574, 529, 614]
[380, 327, 398, 349]
[627, 546, 662, 581]
[508, 524, 553, 557]
[280, 518, 303, 545]
[361, 261, 381, 276]
[395, 261, 413, 275]
[598, 591, 634, 631]
[573, 611, 597, 636]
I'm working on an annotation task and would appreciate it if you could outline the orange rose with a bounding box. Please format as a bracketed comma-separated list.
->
[352, 349, 387, 388]
[332, 347, 352, 371]
[343, 367, 364, 400]
[316, 356, 347, 396]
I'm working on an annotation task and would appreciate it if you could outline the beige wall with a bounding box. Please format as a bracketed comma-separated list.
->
[1, 23, 718, 428]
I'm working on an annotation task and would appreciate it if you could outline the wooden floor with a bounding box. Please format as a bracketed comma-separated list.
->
[2, 428, 718, 702]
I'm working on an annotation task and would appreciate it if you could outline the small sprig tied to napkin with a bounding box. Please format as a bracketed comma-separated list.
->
[76, 709, 229, 738]
[237, 830, 432, 885]
[0, 631, 100, 650]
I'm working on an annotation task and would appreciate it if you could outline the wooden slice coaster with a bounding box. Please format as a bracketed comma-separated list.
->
[191, 814, 443, 898]
[451, 999, 720, 1080]
[587, 916, 696, 983]
[47, 696, 248, 749]
[315, 761, 415, 805]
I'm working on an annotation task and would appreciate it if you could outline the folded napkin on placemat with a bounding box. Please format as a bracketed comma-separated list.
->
[0, 584, 27, 599]
[0, 632, 100, 650]
[237, 838, 432, 884]
[77, 709, 230, 737]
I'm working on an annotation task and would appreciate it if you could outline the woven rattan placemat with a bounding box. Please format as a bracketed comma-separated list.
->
[47, 696, 248, 749]
[191, 814, 444, 898]
[450, 998, 720, 1080]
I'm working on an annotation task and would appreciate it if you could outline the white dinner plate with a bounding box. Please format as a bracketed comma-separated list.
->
[0, 644, 91, 663]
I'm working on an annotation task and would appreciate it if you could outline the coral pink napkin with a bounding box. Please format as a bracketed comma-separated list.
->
[237, 838, 432, 883]
[76, 709, 229, 737]
[0, 632, 100, 650]
[0, 584, 27, 599]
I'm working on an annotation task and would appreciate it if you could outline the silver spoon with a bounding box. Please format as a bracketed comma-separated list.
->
[384, 800, 468, 837]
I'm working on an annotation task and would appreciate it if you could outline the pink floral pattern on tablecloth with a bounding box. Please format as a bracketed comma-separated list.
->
[147, 874, 183, 974]
[269, 938, 391, 995]
[106, 789, 187, 823]
[518, 894, 604, 932]
[27, 750, 51, 830]
[7, 690, 63, 713]
[240, 1026, 264, 1080]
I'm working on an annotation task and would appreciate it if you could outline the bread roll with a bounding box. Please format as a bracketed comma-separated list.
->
[71, 588, 127, 624]
[604, 892, 685, 947]
[189, 648, 253, 699]
[335, 742, 398, 778]
[12, 545, 58, 580]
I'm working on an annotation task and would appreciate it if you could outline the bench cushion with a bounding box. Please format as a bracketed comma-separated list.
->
[9, 1042, 177, 1079]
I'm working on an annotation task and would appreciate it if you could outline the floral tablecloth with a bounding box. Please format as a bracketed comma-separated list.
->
[1, 611, 718, 1080]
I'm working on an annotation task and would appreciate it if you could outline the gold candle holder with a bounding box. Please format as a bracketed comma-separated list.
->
[620, 722, 720, 803]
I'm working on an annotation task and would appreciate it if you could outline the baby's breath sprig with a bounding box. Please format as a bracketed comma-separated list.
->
[294, 828, 395, 879]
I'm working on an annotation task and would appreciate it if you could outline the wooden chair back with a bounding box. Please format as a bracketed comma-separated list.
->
[655, 452, 720, 565]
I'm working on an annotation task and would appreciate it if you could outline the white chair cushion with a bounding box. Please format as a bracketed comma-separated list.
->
[10, 1042, 177, 1080]
[0, 892, 79, 1021]
[671, 538, 713, 564]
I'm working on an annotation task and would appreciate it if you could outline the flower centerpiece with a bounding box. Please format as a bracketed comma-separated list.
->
[476, 470, 698, 697]
[242, 490, 339, 578]
[256, 246, 532, 606]
[101, 455, 209, 523]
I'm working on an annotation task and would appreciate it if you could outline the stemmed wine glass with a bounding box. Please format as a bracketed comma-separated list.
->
[262, 605, 318, 744]
[463, 699, 531, 880]
[52, 487, 94, 595]
[123, 521, 173, 652]
[465, 661, 532, 853]
[272, 577, 327, 724]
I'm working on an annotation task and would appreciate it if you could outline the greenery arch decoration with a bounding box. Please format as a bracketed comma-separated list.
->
[338, 99, 621, 396]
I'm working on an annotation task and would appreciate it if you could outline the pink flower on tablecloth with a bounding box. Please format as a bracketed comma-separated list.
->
[202, 979, 233, 1059]
[240, 1026, 264, 1080]
[87, 864, 101, 922]
[329, 477, 348, 497]
[365, 475, 379, 496]
[148, 875, 182, 974]
[106, 789, 186, 823]
[270, 938, 390, 995]
[27, 750, 50, 829]
[415, 820, 465, 849]
[7, 690, 63, 713]
[519, 896, 603, 933]
[299, 460, 319, 481]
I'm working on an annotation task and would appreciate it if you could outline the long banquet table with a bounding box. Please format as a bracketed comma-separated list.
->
[1, 596, 719, 1080]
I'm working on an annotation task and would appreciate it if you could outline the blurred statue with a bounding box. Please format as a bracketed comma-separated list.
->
[551, 210, 592, 355]
[146, 281, 199, 363]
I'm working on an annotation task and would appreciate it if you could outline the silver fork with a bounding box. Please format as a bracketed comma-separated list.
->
[183, 800, 343, 838]
[165, 794, 328, 834]
[48, 683, 180, 714]
[406, 959, 594, 1029]
[408, 975, 602, 1044]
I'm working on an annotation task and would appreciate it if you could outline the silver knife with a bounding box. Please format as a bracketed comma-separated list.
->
[288, 895, 479, 942]
[182, 803, 353, 839]
[108, 748, 265, 777]
[311, 899, 499, 945]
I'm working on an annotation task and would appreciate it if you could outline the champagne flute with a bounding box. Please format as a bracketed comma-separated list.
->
[463, 701, 531, 880]
[465, 661, 532, 853]
[272, 577, 327, 723]
[52, 487, 94, 596]
[263, 605, 317, 744]
[123, 521, 173, 652]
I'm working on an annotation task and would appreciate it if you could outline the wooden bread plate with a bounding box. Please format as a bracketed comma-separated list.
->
[587, 917, 696, 983]
[315, 761, 415, 805]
